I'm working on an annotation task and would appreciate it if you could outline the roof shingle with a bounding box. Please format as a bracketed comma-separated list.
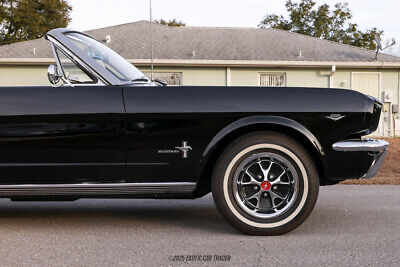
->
[0, 20, 399, 63]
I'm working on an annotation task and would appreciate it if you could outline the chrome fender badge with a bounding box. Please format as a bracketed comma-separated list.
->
[158, 141, 192, 158]
[175, 141, 192, 158]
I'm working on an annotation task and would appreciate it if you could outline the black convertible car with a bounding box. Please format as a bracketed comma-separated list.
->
[0, 28, 388, 235]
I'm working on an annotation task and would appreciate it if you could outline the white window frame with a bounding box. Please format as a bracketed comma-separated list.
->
[258, 72, 287, 87]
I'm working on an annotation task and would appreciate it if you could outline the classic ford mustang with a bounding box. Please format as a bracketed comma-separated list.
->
[0, 28, 388, 235]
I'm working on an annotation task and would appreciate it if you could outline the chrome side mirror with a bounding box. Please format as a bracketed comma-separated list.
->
[47, 64, 61, 85]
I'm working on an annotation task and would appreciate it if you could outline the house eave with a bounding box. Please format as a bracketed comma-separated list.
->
[1, 58, 400, 68]
[0, 58, 55, 65]
[130, 59, 400, 68]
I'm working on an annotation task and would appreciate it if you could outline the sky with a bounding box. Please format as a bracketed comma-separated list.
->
[67, 0, 400, 54]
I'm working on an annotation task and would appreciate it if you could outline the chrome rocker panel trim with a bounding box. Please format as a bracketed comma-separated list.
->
[332, 139, 389, 179]
[0, 182, 196, 197]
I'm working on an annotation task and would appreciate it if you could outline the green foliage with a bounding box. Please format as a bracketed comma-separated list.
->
[0, 0, 71, 45]
[154, 18, 186, 27]
[259, 0, 382, 50]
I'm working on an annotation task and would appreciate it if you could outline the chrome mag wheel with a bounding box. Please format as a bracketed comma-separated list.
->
[233, 152, 299, 219]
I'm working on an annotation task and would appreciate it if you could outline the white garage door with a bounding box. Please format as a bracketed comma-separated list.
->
[352, 72, 384, 136]
[352, 73, 380, 99]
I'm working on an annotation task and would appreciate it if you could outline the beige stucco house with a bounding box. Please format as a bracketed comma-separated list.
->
[0, 20, 400, 136]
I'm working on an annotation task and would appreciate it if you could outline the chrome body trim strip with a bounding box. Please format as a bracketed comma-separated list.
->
[0, 182, 196, 196]
[332, 139, 389, 179]
[0, 163, 168, 167]
[332, 139, 389, 152]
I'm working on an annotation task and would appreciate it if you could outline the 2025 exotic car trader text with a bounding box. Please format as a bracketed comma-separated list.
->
[0, 28, 389, 235]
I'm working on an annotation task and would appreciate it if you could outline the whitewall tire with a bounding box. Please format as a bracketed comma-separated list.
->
[211, 131, 319, 235]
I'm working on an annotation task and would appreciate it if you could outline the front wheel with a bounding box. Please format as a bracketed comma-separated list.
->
[211, 132, 319, 235]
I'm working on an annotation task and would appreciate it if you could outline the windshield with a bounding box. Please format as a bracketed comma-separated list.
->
[64, 32, 148, 83]
[55, 46, 96, 84]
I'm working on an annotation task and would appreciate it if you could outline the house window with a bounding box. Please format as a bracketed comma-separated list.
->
[144, 72, 182, 85]
[259, 73, 286, 87]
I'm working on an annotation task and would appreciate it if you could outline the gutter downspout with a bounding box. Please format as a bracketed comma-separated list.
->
[329, 65, 336, 88]
[396, 69, 400, 136]
[226, 67, 231, 86]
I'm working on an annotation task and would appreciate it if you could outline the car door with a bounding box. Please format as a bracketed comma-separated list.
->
[123, 85, 193, 183]
[0, 85, 125, 184]
[123, 85, 235, 184]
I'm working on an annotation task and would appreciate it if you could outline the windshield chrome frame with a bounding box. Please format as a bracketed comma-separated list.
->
[46, 28, 150, 86]
[47, 34, 107, 86]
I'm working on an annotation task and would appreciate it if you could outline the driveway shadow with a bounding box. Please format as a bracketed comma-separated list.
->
[0, 193, 392, 237]
[0, 196, 237, 235]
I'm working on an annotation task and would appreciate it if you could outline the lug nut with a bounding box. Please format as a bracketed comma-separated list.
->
[273, 186, 278, 190]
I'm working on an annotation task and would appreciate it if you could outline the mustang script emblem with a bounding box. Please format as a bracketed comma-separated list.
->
[175, 141, 192, 158]
[158, 141, 192, 158]
[326, 114, 345, 121]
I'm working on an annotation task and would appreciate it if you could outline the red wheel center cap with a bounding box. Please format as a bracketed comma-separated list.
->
[261, 181, 271, 191]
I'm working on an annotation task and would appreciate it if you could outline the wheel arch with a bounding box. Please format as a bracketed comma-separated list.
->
[194, 116, 327, 197]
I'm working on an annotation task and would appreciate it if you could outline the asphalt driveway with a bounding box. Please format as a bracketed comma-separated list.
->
[0, 185, 398, 266]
